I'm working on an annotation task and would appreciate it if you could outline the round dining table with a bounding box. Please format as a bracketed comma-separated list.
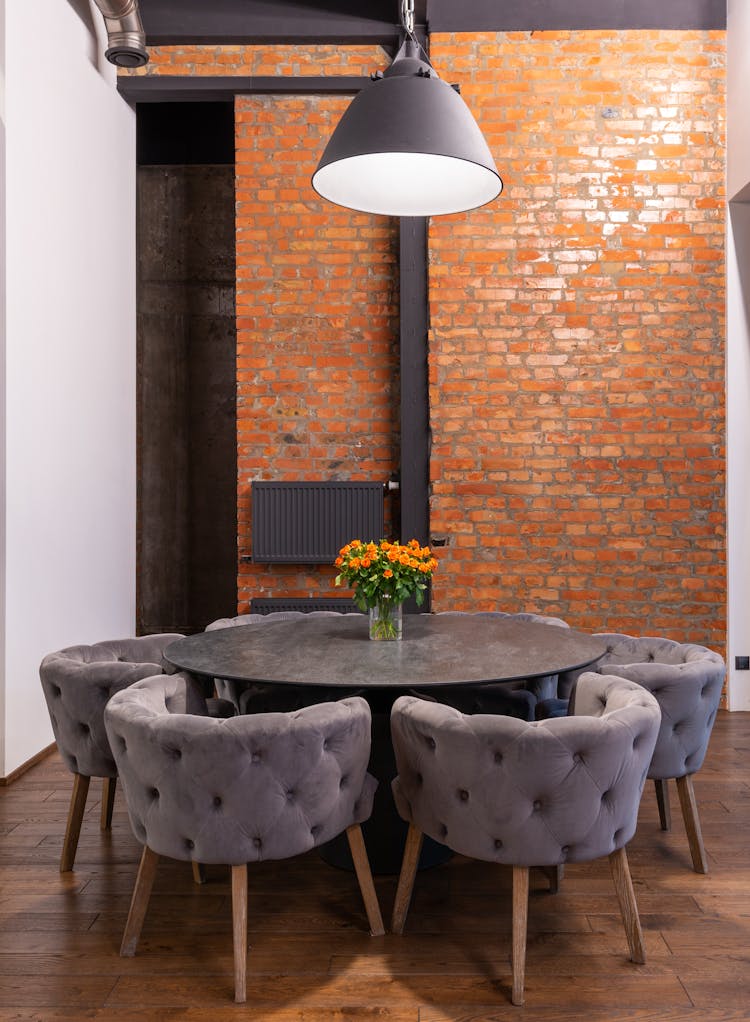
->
[165, 611, 605, 692]
[165, 613, 606, 873]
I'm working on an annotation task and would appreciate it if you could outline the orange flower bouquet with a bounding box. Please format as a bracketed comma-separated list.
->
[334, 539, 438, 639]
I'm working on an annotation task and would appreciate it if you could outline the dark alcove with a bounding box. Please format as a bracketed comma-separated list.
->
[136, 102, 237, 634]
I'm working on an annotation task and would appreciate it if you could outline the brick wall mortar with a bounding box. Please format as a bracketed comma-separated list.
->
[428, 30, 726, 649]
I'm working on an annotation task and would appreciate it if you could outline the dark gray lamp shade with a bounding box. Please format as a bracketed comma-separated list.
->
[312, 46, 502, 217]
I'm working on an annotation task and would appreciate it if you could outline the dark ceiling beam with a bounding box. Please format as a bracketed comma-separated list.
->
[426, 0, 726, 31]
[137, 0, 725, 42]
[138, 0, 404, 45]
[118, 75, 370, 102]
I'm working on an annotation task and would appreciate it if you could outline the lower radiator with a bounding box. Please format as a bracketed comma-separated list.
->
[249, 598, 362, 614]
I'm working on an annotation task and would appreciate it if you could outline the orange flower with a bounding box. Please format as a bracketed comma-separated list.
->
[350, 557, 361, 569]
[335, 556, 343, 567]
[399, 553, 410, 565]
[388, 550, 399, 563]
[361, 557, 371, 568]
[383, 568, 393, 578]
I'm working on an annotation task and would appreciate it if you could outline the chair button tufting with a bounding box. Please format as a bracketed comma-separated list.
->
[561, 845, 570, 854]
[573, 753, 583, 764]
[458, 789, 469, 802]
[426, 736, 437, 750]
[286, 790, 295, 801]
[150, 788, 159, 800]
[494, 839, 503, 850]
[533, 800, 542, 811]
[253, 837, 262, 849]
[185, 838, 194, 850]
[494, 752, 503, 764]
[213, 796, 222, 808]
[251, 752, 262, 763]
[79, 723, 90, 734]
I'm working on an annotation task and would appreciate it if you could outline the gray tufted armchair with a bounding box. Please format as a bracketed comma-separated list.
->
[39, 634, 183, 872]
[389, 672, 661, 1006]
[103, 671, 384, 1003]
[593, 633, 726, 873]
[205, 611, 362, 713]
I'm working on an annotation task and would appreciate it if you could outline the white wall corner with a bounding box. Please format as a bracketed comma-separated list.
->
[2, 0, 137, 774]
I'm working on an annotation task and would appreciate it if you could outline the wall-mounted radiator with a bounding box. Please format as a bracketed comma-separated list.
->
[250, 597, 362, 614]
[251, 481, 385, 563]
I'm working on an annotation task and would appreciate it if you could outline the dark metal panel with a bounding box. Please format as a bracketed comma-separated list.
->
[399, 216, 430, 554]
[250, 597, 363, 613]
[251, 481, 385, 563]
[137, 0, 725, 41]
[119, 75, 370, 103]
[138, 0, 400, 44]
[426, 0, 726, 31]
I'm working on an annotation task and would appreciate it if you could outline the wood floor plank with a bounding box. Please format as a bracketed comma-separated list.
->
[0, 711, 748, 1019]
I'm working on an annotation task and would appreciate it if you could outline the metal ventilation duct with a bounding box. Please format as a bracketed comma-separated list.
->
[92, 0, 149, 68]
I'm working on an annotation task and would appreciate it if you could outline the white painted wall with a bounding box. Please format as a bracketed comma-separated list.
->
[0, 0, 137, 773]
[727, 0, 750, 709]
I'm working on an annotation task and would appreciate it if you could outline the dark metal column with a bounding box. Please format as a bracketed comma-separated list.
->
[399, 216, 430, 553]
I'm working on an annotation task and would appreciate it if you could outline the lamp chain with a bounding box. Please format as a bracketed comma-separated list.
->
[401, 0, 415, 36]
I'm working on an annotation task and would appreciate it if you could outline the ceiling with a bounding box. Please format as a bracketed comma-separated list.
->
[137, 0, 726, 46]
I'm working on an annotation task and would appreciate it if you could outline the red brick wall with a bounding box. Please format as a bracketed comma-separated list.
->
[235, 94, 399, 610]
[427, 30, 726, 648]
[129, 32, 727, 648]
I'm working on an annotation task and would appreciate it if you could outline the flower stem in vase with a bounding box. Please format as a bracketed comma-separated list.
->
[369, 600, 403, 640]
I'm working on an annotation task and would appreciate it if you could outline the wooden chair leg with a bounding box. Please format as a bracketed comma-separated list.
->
[345, 824, 385, 937]
[191, 861, 206, 884]
[121, 846, 160, 957]
[676, 774, 709, 874]
[100, 777, 117, 831]
[231, 864, 248, 1004]
[608, 846, 645, 964]
[391, 824, 424, 936]
[511, 865, 529, 1006]
[654, 778, 671, 831]
[60, 773, 90, 873]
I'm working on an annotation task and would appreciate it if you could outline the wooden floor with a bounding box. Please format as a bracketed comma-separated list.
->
[1, 710, 749, 1022]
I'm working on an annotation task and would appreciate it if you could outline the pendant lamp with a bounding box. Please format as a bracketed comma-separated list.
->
[312, 9, 502, 217]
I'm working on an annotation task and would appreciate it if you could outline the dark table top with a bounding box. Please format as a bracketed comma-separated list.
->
[165, 613, 606, 689]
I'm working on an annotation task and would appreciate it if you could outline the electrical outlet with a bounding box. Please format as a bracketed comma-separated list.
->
[735, 656, 750, 671]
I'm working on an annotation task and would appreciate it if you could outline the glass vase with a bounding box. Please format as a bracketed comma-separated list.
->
[368, 600, 403, 640]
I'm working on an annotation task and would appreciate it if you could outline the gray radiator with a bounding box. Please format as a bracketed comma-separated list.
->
[250, 598, 362, 614]
[251, 481, 385, 563]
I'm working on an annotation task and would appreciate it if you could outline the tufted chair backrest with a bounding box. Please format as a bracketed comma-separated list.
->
[104, 672, 377, 865]
[391, 672, 660, 867]
[39, 634, 183, 779]
[594, 633, 726, 779]
[434, 610, 570, 628]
